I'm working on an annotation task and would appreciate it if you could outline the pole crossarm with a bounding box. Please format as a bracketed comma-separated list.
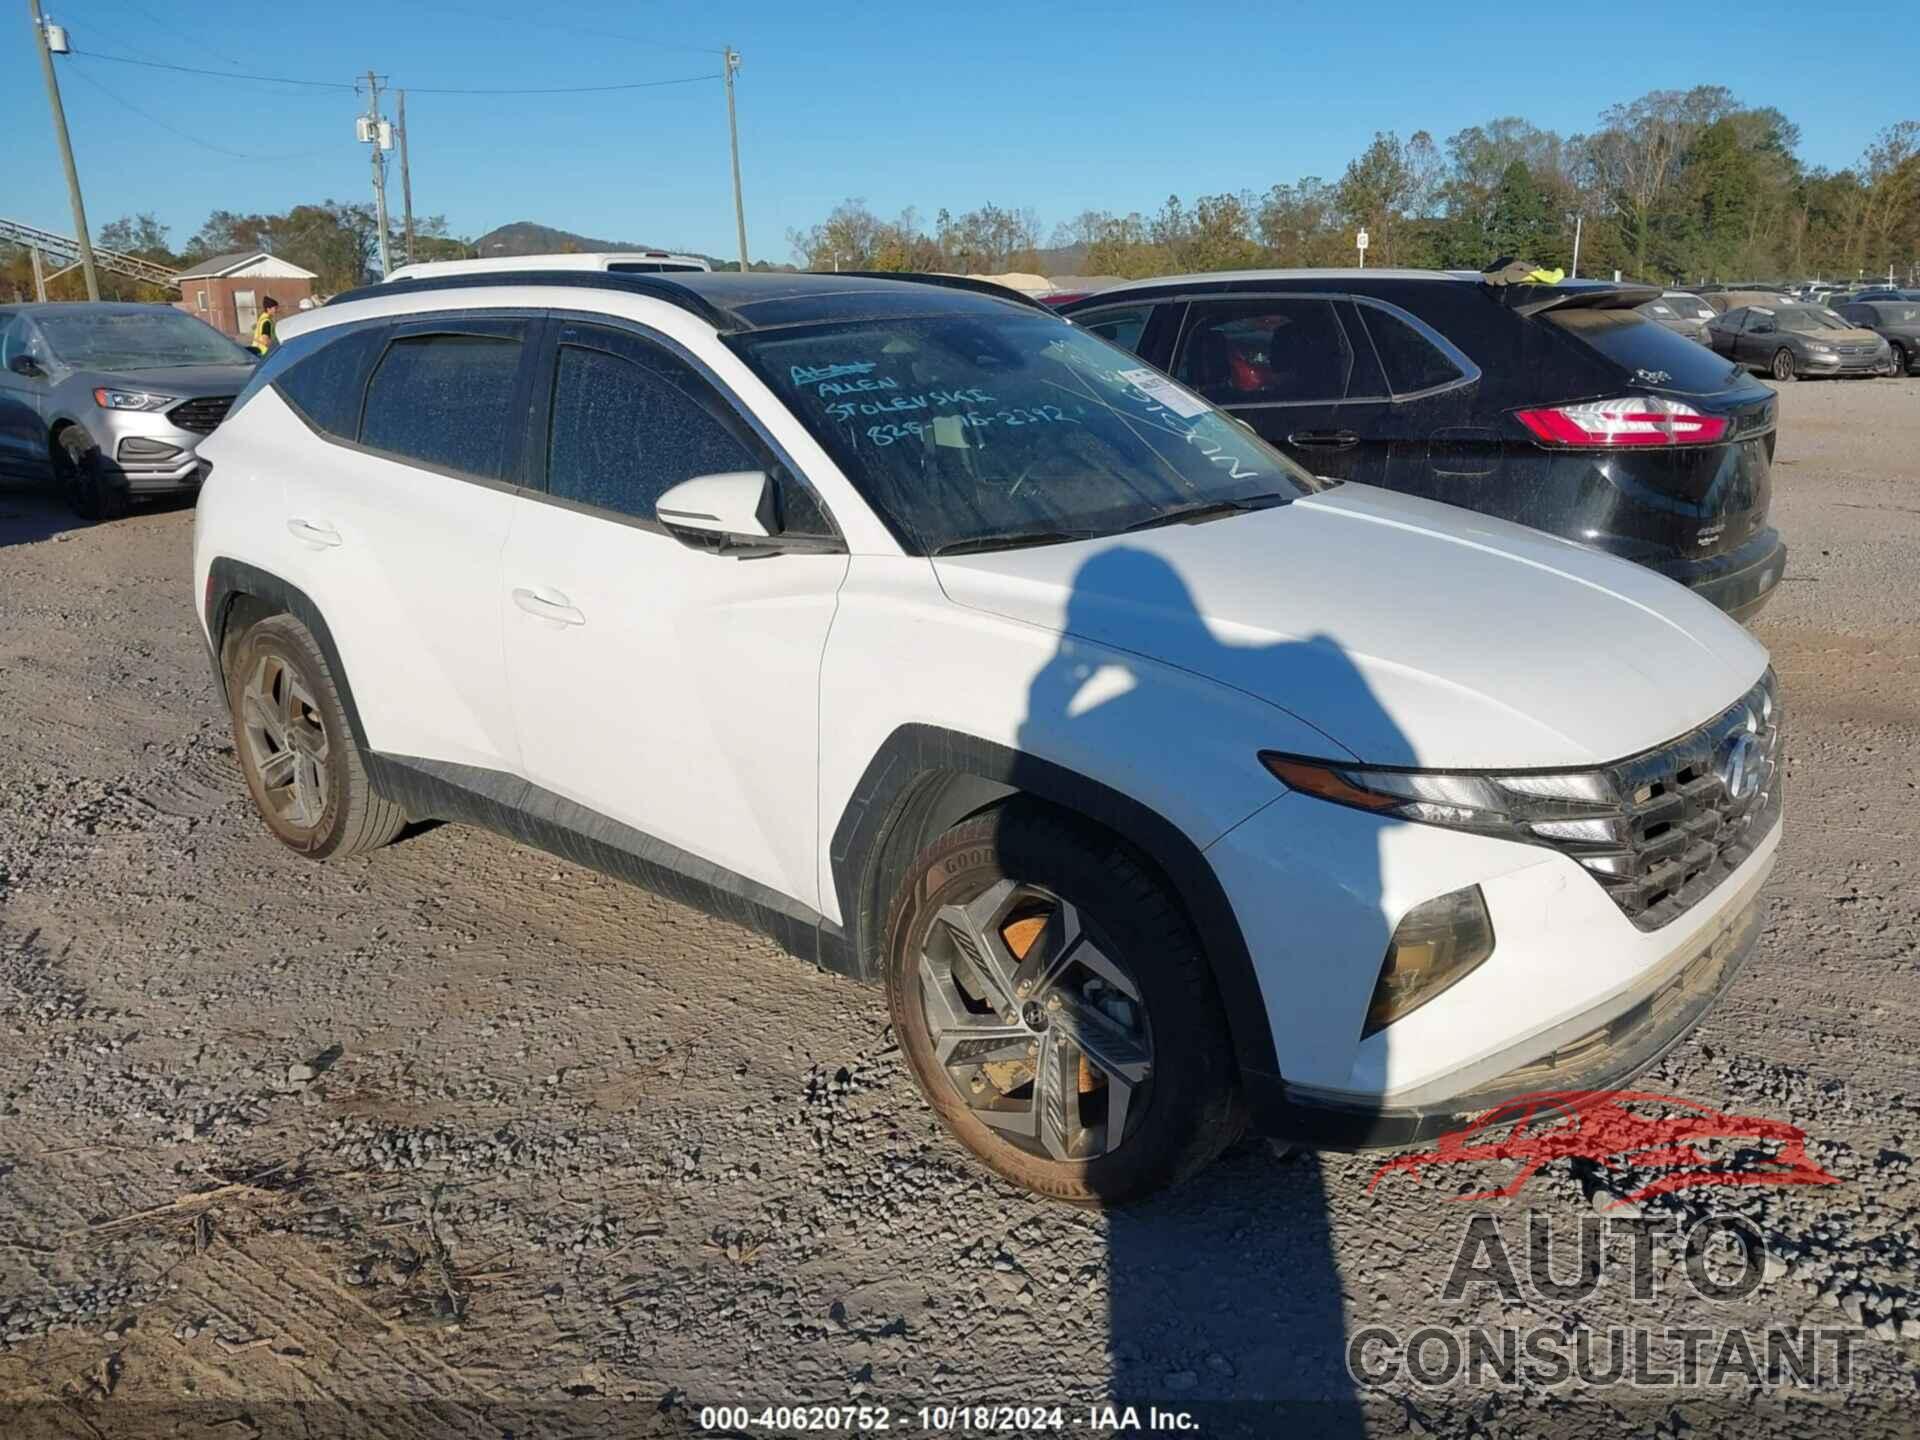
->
[0, 215, 182, 287]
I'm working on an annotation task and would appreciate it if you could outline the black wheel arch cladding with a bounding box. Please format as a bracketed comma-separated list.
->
[204, 563, 1282, 1085]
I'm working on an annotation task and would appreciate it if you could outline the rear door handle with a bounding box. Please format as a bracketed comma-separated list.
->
[512, 586, 586, 626]
[286, 518, 341, 548]
[1287, 430, 1360, 450]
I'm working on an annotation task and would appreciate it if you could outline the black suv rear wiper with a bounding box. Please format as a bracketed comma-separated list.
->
[932, 529, 1093, 556]
[1118, 493, 1290, 533]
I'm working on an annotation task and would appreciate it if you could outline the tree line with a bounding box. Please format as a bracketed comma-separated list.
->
[788, 87, 1920, 285]
[0, 202, 470, 303]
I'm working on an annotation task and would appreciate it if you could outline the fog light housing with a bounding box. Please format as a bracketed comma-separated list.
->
[1363, 885, 1494, 1037]
[118, 436, 184, 461]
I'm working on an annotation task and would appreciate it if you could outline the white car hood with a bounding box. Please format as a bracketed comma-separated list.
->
[932, 484, 1770, 769]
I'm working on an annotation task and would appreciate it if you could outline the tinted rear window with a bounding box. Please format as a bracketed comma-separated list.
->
[269, 325, 386, 438]
[360, 333, 522, 478]
[1546, 309, 1741, 394]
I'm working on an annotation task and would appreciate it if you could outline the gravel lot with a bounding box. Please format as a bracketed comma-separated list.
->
[1, 375, 1917, 1439]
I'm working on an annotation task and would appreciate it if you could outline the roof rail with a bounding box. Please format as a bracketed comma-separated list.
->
[324, 270, 739, 330]
[827, 270, 1058, 315]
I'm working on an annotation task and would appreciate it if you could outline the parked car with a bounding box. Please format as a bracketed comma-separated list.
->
[1844, 287, 1919, 304]
[1061, 269, 1785, 621]
[1836, 299, 1920, 374]
[0, 302, 256, 520]
[1638, 292, 1713, 345]
[1695, 287, 1791, 315]
[1707, 303, 1894, 381]
[192, 269, 1783, 1201]
[383, 251, 711, 284]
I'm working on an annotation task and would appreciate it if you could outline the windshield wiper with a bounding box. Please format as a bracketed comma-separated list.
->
[1117, 493, 1290, 533]
[932, 529, 1093, 556]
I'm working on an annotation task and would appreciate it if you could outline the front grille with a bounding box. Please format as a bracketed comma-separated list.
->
[1830, 344, 1877, 359]
[1557, 673, 1782, 930]
[168, 394, 236, 434]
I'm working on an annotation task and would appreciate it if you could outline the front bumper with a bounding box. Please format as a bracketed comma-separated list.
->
[1209, 775, 1783, 1151]
[93, 410, 209, 493]
[1798, 351, 1891, 377]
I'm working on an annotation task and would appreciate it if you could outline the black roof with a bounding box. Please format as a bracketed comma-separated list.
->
[327, 269, 1054, 332]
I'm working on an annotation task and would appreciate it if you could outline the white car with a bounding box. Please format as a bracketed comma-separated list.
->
[191, 270, 1782, 1202]
[382, 250, 711, 284]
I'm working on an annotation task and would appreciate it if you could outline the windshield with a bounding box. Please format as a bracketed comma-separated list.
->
[1777, 308, 1849, 333]
[731, 311, 1321, 554]
[36, 309, 253, 370]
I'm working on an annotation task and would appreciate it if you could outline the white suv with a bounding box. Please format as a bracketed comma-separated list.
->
[191, 270, 1782, 1202]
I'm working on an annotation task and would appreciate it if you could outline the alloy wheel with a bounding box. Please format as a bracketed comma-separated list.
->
[1771, 349, 1794, 382]
[917, 878, 1153, 1162]
[240, 652, 331, 828]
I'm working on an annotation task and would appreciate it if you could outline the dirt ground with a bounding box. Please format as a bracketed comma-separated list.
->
[1, 375, 1917, 1440]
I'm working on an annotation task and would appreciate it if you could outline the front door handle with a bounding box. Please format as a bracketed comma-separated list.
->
[512, 586, 586, 626]
[1287, 429, 1360, 450]
[286, 517, 342, 548]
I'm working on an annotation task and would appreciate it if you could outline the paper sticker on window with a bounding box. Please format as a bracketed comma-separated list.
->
[1118, 367, 1210, 418]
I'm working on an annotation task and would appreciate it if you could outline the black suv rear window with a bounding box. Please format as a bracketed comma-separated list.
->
[1549, 309, 1742, 394]
[1356, 307, 1464, 394]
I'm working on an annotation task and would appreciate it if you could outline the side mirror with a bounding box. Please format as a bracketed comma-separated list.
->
[656, 470, 778, 551]
[7, 354, 42, 378]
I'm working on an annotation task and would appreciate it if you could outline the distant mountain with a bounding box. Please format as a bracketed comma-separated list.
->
[471, 220, 788, 272]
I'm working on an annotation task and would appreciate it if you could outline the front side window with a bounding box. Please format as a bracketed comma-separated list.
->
[35, 308, 252, 369]
[1356, 306, 1465, 395]
[731, 310, 1321, 555]
[360, 332, 522, 479]
[545, 339, 758, 520]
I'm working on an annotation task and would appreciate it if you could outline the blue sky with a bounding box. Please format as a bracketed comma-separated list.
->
[5, 0, 1913, 265]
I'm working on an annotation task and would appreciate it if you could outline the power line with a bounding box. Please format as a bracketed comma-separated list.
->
[65, 65, 334, 162]
[69, 48, 356, 89]
[403, 72, 721, 96]
[402, 1, 725, 57]
[68, 47, 722, 98]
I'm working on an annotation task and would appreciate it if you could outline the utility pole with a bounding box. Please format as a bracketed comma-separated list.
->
[1570, 214, 1583, 279]
[397, 89, 415, 267]
[28, 0, 98, 300]
[360, 70, 392, 278]
[723, 46, 748, 272]
[30, 246, 47, 302]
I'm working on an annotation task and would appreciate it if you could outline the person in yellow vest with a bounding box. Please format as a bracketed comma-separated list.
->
[250, 296, 280, 355]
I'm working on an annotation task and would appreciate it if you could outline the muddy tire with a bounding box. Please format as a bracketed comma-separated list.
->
[884, 803, 1241, 1204]
[225, 614, 404, 859]
[53, 426, 129, 522]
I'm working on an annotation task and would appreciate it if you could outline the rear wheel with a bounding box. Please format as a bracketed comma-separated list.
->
[52, 426, 128, 521]
[884, 805, 1241, 1204]
[226, 614, 404, 859]
[1770, 348, 1797, 383]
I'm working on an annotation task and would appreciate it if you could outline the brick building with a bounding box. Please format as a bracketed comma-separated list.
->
[173, 252, 318, 341]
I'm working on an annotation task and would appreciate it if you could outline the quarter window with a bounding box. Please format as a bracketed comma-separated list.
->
[1176, 299, 1358, 404]
[545, 341, 758, 521]
[272, 325, 386, 439]
[1073, 305, 1153, 354]
[360, 332, 523, 480]
[1356, 306, 1465, 395]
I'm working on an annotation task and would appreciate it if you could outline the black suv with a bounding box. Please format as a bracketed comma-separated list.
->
[1061, 271, 1785, 620]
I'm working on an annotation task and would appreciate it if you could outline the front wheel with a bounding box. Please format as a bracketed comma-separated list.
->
[1770, 348, 1797, 383]
[53, 426, 129, 521]
[1891, 342, 1910, 376]
[884, 805, 1241, 1204]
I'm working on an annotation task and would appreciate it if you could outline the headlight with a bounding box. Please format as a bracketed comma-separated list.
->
[1260, 753, 1619, 840]
[92, 388, 176, 412]
[1366, 886, 1495, 1036]
[1803, 344, 1835, 356]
